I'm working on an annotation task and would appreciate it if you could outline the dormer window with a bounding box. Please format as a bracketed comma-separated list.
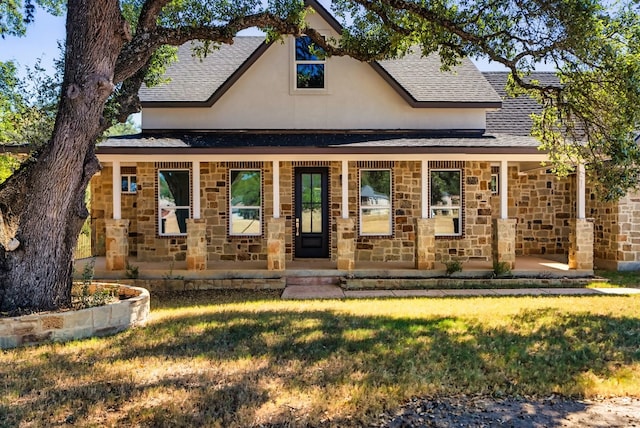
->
[295, 36, 326, 90]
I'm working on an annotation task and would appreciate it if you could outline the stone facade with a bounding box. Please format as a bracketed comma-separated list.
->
[350, 161, 419, 263]
[492, 218, 516, 269]
[90, 165, 138, 257]
[91, 159, 632, 270]
[508, 167, 574, 258]
[105, 219, 129, 270]
[186, 218, 207, 270]
[569, 218, 594, 270]
[588, 189, 640, 270]
[267, 218, 286, 270]
[415, 218, 436, 269]
[437, 161, 493, 262]
[336, 217, 355, 270]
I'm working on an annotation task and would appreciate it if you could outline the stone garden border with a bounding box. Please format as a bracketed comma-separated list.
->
[0, 283, 150, 349]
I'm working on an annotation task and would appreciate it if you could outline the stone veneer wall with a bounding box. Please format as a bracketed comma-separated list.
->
[90, 165, 138, 257]
[509, 167, 574, 257]
[92, 160, 497, 264]
[90, 165, 112, 256]
[588, 188, 640, 270]
[347, 161, 493, 263]
[202, 162, 272, 262]
[349, 161, 418, 262]
[437, 161, 493, 262]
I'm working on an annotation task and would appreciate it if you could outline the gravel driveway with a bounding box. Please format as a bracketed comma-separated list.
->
[379, 396, 640, 427]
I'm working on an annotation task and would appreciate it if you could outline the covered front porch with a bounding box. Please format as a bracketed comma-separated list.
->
[91, 130, 600, 278]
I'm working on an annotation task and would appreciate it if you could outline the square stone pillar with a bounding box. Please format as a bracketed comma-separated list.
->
[492, 218, 516, 269]
[267, 218, 286, 271]
[569, 218, 594, 270]
[336, 218, 355, 270]
[415, 218, 436, 270]
[186, 218, 207, 270]
[105, 219, 129, 271]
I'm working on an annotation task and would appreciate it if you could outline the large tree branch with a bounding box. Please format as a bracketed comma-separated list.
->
[114, 12, 304, 84]
[137, 0, 171, 33]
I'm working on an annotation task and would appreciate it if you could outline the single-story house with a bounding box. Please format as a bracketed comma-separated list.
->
[91, 0, 640, 274]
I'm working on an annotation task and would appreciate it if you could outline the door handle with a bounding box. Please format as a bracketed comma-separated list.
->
[295, 218, 300, 236]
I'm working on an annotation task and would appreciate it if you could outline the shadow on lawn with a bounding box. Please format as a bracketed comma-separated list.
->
[3, 303, 640, 427]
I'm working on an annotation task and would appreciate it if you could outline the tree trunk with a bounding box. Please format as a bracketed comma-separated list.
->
[0, 0, 128, 312]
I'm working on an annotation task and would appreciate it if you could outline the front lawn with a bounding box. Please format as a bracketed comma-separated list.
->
[2, 291, 640, 427]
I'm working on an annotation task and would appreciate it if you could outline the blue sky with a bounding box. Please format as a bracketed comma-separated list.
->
[0, 9, 65, 70]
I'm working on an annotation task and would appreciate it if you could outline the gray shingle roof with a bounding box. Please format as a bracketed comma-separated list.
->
[99, 131, 539, 151]
[377, 52, 501, 104]
[484, 72, 559, 136]
[139, 38, 265, 103]
[139, 38, 501, 106]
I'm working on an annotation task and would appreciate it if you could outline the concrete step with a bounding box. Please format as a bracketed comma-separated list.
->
[286, 276, 342, 286]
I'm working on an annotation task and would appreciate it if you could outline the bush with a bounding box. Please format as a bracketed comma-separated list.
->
[444, 259, 463, 275]
[493, 260, 512, 276]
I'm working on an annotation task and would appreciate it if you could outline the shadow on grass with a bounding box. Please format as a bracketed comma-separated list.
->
[2, 299, 640, 427]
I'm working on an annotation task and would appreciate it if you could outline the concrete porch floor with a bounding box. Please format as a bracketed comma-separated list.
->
[76, 255, 593, 281]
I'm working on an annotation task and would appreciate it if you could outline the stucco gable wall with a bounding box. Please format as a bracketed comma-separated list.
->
[141, 16, 487, 131]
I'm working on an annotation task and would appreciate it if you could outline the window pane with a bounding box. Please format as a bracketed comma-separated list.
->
[160, 208, 189, 234]
[159, 170, 190, 206]
[230, 170, 261, 235]
[296, 64, 324, 89]
[295, 36, 324, 60]
[431, 170, 461, 235]
[130, 175, 137, 193]
[301, 173, 322, 233]
[361, 170, 391, 207]
[361, 208, 391, 235]
[231, 208, 261, 235]
[121, 176, 129, 193]
[230, 170, 261, 207]
[360, 170, 391, 235]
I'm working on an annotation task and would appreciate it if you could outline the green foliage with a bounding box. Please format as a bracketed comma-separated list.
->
[493, 260, 512, 276]
[103, 116, 140, 137]
[0, 154, 21, 183]
[0, 58, 60, 147]
[445, 259, 463, 275]
[125, 262, 140, 279]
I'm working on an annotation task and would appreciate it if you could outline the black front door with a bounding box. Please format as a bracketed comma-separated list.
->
[294, 167, 329, 258]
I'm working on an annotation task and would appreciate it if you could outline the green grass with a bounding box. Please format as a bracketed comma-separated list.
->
[594, 270, 640, 288]
[2, 291, 640, 427]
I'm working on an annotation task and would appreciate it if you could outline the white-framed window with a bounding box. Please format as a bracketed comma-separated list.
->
[360, 169, 392, 236]
[229, 169, 262, 236]
[121, 174, 137, 194]
[430, 169, 462, 236]
[293, 35, 326, 91]
[158, 169, 190, 236]
[490, 173, 499, 195]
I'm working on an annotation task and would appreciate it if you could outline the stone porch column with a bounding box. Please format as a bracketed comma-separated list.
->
[336, 217, 355, 270]
[569, 218, 594, 270]
[492, 218, 516, 269]
[415, 218, 436, 270]
[267, 217, 286, 271]
[186, 218, 207, 270]
[105, 219, 129, 270]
